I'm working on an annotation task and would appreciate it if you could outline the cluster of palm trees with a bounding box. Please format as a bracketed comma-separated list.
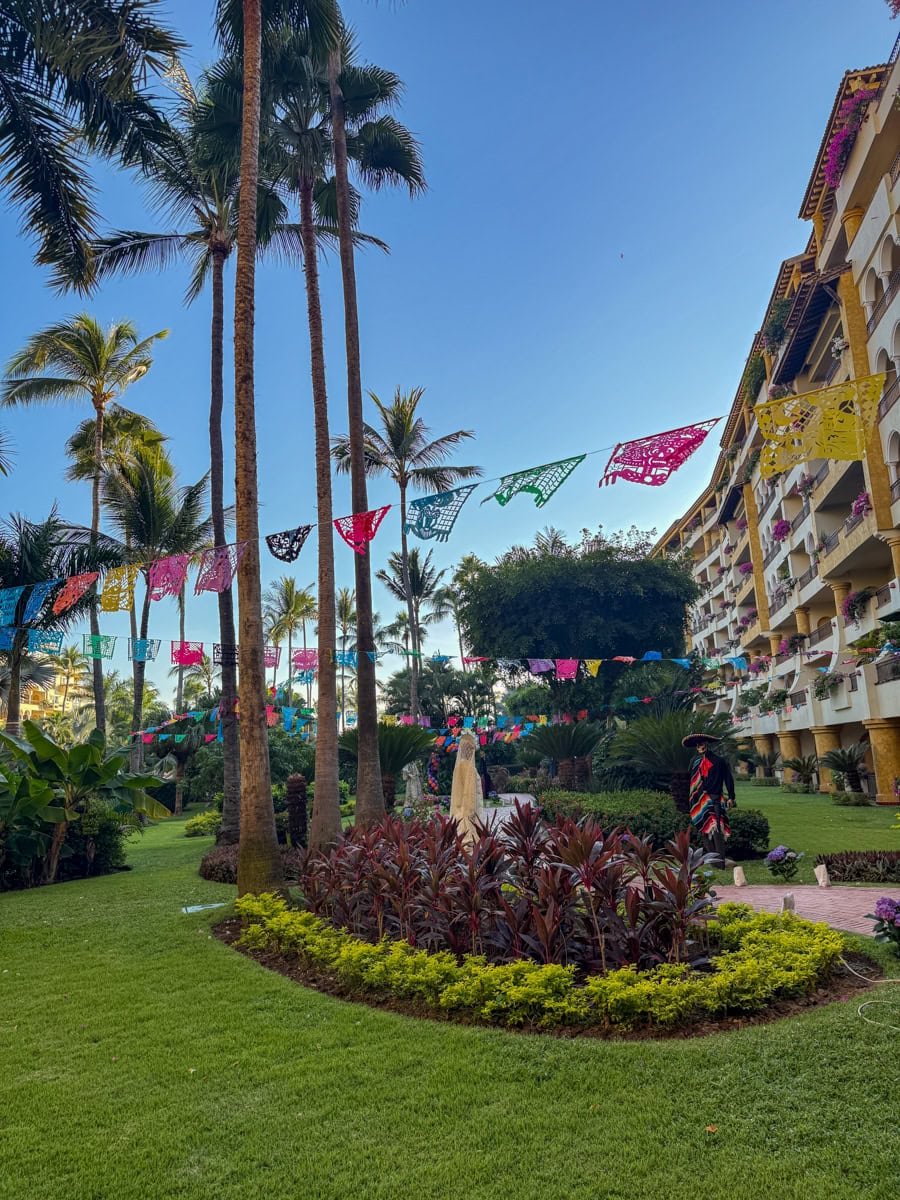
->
[0, 1, 495, 892]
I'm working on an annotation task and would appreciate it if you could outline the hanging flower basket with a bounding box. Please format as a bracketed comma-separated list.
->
[735, 516, 748, 532]
[842, 588, 874, 624]
[796, 474, 816, 498]
[813, 672, 845, 701]
[772, 518, 791, 542]
[738, 561, 754, 577]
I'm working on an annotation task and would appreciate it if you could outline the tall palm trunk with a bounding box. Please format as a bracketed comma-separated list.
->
[299, 176, 340, 847]
[174, 755, 186, 816]
[670, 772, 691, 814]
[129, 579, 152, 770]
[302, 620, 310, 707]
[61, 671, 70, 715]
[340, 625, 346, 732]
[398, 482, 418, 719]
[286, 628, 292, 708]
[4, 629, 27, 734]
[175, 582, 186, 711]
[89, 400, 106, 732]
[210, 245, 241, 845]
[234, 0, 281, 897]
[328, 50, 382, 825]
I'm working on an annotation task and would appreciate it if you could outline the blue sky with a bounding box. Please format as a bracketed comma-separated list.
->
[0, 0, 896, 701]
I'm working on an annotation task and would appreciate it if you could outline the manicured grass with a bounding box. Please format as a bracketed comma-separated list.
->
[1, 817, 899, 1199]
[710, 783, 900, 885]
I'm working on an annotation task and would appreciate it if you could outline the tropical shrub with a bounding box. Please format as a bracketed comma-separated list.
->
[298, 806, 713, 973]
[198, 843, 304, 884]
[608, 710, 737, 812]
[56, 807, 132, 881]
[743, 354, 766, 405]
[726, 809, 770, 859]
[184, 810, 222, 837]
[235, 896, 844, 1031]
[0, 721, 165, 886]
[523, 722, 607, 792]
[816, 850, 900, 883]
[537, 790, 688, 846]
[761, 297, 793, 353]
[819, 742, 868, 795]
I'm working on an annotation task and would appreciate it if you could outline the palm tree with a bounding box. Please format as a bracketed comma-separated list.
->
[326, 33, 426, 829]
[782, 755, 819, 791]
[0, 0, 181, 284]
[2, 315, 167, 731]
[57, 644, 90, 715]
[526, 722, 607, 792]
[338, 722, 435, 811]
[65, 407, 170, 484]
[336, 587, 357, 733]
[0, 510, 120, 733]
[818, 742, 868, 795]
[440, 554, 485, 668]
[101, 449, 214, 771]
[334, 386, 479, 717]
[376, 546, 450, 713]
[263, 578, 316, 707]
[0, 429, 13, 476]
[609, 711, 737, 812]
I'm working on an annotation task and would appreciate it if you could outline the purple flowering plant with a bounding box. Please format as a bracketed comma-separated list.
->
[736, 517, 748, 532]
[765, 845, 803, 880]
[739, 561, 754, 576]
[824, 89, 877, 188]
[851, 491, 872, 519]
[772, 518, 791, 542]
[867, 896, 900, 957]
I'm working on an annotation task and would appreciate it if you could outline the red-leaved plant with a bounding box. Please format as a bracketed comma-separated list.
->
[298, 803, 717, 975]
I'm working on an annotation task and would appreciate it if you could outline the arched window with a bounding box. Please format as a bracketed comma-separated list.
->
[888, 431, 900, 484]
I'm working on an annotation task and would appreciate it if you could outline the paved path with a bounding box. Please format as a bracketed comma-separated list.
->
[714, 885, 900, 935]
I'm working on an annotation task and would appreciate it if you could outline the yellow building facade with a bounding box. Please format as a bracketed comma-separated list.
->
[657, 40, 900, 803]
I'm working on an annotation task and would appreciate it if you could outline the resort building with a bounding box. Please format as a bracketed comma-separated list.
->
[657, 36, 900, 803]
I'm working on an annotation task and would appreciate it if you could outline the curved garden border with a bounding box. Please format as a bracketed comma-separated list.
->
[224, 895, 858, 1036]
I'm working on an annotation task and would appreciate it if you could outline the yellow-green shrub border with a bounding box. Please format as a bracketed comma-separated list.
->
[234, 896, 845, 1031]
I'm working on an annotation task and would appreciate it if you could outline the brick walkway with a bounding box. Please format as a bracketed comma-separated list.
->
[714, 885, 900, 935]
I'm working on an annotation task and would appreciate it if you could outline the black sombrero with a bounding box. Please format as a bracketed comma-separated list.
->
[681, 733, 722, 749]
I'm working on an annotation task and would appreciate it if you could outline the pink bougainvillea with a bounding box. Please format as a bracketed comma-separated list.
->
[772, 518, 791, 542]
[735, 517, 748, 532]
[738, 561, 754, 576]
[824, 89, 877, 188]
[851, 491, 872, 518]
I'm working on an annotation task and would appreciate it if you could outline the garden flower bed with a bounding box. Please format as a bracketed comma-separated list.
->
[227, 895, 847, 1034]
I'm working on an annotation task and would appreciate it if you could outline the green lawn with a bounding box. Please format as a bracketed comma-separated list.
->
[1, 816, 899, 1199]
[710, 783, 900, 885]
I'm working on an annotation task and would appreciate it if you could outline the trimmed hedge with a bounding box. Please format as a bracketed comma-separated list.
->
[234, 895, 844, 1032]
[830, 791, 874, 807]
[537, 790, 688, 846]
[536, 790, 768, 860]
[815, 850, 900, 883]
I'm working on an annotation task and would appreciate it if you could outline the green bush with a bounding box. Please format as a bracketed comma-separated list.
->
[782, 783, 814, 794]
[57, 808, 132, 881]
[815, 850, 900, 883]
[184, 810, 222, 838]
[726, 808, 770, 860]
[537, 790, 688, 846]
[234, 895, 844, 1032]
[749, 777, 780, 787]
[830, 791, 874, 807]
[199, 844, 304, 884]
[309, 779, 351, 804]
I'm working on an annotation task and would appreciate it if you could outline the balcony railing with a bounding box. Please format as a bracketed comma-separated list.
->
[769, 591, 791, 616]
[789, 690, 807, 707]
[824, 355, 843, 384]
[876, 583, 893, 608]
[867, 266, 900, 336]
[758, 488, 778, 518]
[848, 672, 859, 693]
[892, 477, 900, 503]
[821, 529, 841, 557]
[807, 620, 833, 646]
[799, 562, 818, 588]
[875, 655, 900, 685]
[879, 376, 900, 421]
[844, 510, 866, 535]
[763, 543, 779, 567]
[791, 502, 810, 531]
[891, 147, 900, 187]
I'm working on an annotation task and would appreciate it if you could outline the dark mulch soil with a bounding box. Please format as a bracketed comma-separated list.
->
[214, 918, 882, 1041]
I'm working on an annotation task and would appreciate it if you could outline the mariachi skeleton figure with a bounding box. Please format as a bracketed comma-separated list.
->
[682, 732, 735, 866]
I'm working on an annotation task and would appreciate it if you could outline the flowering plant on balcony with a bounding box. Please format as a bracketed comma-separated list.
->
[761, 298, 793, 354]
[738, 561, 754, 577]
[772, 518, 791, 542]
[767, 383, 794, 400]
[723, 543, 734, 556]
[735, 516, 748, 532]
[796, 473, 816, 498]
[823, 89, 877, 188]
[759, 688, 789, 714]
[813, 672, 845, 700]
[851, 491, 872, 518]
[831, 334, 849, 359]
[842, 588, 874, 624]
[777, 633, 806, 656]
[689, 514, 702, 530]
[748, 656, 768, 675]
[716, 564, 727, 576]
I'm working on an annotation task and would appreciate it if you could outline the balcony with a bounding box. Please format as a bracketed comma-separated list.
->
[799, 562, 818, 588]
[844, 509, 866, 536]
[875, 655, 900, 685]
[879, 376, 900, 422]
[807, 620, 835, 649]
[758, 487, 779, 519]
[892, 477, 900, 502]
[866, 266, 900, 337]
[790, 502, 810, 531]
[820, 528, 842, 559]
